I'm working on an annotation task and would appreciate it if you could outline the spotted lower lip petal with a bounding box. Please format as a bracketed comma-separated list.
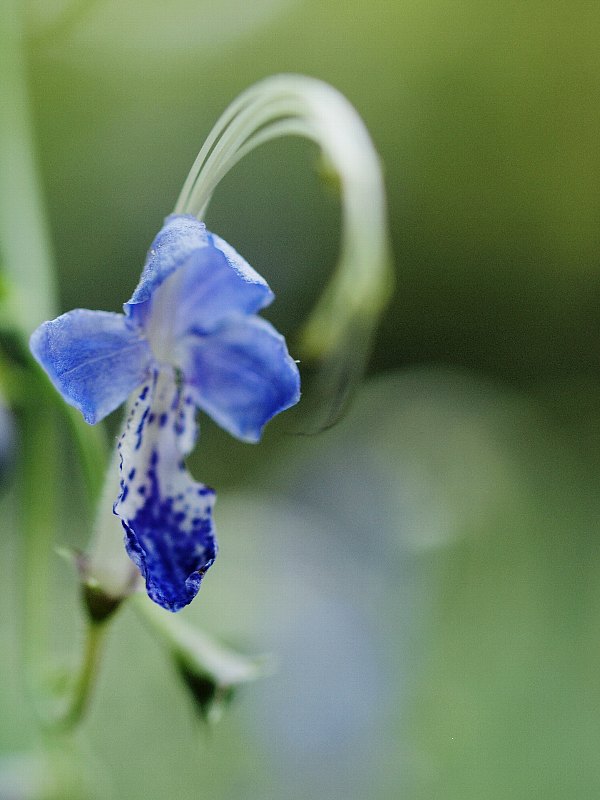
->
[114, 369, 217, 612]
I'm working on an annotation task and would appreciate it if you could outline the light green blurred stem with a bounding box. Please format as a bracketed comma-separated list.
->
[1, 3, 111, 733]
[1, 5, 60, 679]
[55, 620, 108, 732]
[20, 404, 59, 717]
[20, 370, 110, 730]
[1, 3, 58, 715]
[0, 0, 57, 330]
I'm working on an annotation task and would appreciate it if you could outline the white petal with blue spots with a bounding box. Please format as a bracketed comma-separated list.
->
[114, 368, 216, 612]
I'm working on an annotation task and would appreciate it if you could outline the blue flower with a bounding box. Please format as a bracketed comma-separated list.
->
[30, 215, 300, 611]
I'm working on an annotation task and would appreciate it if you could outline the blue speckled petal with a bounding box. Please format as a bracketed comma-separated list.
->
[114, 368, 217, 612]
[30, 310, 154, 424]
[179, 316, 301, 443]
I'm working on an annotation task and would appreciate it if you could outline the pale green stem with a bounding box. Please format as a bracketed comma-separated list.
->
[53, 620, 108, 733]
[2, 6, 58, 701]
[18, 365, 108, 733]
[20, 403, 58, 718]
[0, 0, 57, 331]
[2, 3, 112, 732]
[17, 372, 111, 731]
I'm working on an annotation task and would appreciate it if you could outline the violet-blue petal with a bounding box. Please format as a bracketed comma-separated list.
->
[29, 309, 154, 424]
[179, 316, 301, 443]
[125, 215, 209, 314]
[114, 368, 217, 612]
[208, 231, 274, 310]
[143, 244, 274, 359]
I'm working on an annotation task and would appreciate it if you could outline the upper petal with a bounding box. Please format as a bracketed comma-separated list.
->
[30, 310, 154, 424]
[114, 368, 217, 612]
[141, 239, 274, 362]
[126, 215, 210, 309]
[207, 230, 274, 311]
[179, 316, 301, 443]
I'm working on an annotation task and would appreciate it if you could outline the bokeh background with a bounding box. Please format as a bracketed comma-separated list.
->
[3, 1, 600, 797]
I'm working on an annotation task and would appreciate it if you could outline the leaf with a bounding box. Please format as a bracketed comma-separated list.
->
[132, 593, 271, 722]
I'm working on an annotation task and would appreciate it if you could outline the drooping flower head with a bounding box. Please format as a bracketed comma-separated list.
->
[28, 75, 391, 615]
[30, 215, 300, 611]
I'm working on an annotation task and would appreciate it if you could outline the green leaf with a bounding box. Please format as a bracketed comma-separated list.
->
[132, 593, 270, 722]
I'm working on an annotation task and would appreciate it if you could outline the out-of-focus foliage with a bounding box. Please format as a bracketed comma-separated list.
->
[26, 0, 600, 385]
[2, 1, 600, 798]
[3, 370, 600, 798]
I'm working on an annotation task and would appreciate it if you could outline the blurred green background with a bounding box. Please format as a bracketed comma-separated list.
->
[3, 0, 600, 797]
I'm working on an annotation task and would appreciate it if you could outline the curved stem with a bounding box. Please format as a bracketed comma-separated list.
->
[20, 386, 109, 733]
[52, 620, 108, 733]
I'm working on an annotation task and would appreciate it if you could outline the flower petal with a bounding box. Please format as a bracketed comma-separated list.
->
[126, 215, 210, 309]
[180, 316, 301, 443]
[30, 310, 153, 424]
[139, 238, 274, 364]
[208, 230, 274, 311]
[125, 217, 273, 340]
[114, 368, 217, 612]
